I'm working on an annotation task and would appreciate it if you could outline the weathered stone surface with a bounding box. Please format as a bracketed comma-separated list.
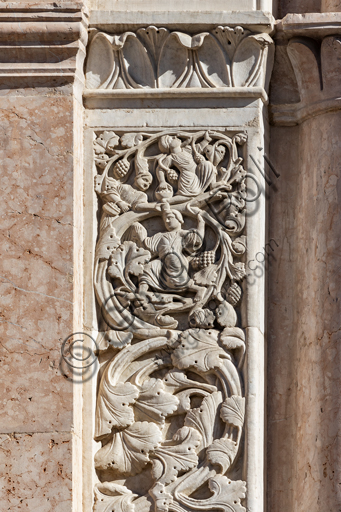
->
[0, 432, 72, 511]
[268, 114, 341, 512]
[89, 10, 275, 33]
[85, 25, 273, 91]
[0, 95, 75, 433]
[277, 0, 321, 17]
[88, 0, 272, 13]
[0, 3, 87, 87]
[2, 3, 341, 512]
[268, 12, 341, 512]
[84, 23, 273, 501]
[322, 0, 341, 10]
[0, 5, 86, 511]
[91, 127, 249, 511]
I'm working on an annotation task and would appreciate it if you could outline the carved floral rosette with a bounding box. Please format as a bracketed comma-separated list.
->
[86, 25, 273, 90]
[93, 129, 248, 512]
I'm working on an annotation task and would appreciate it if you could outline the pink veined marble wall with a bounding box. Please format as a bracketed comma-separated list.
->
[0, 2, 341, 511]
[0, 91, 76, 511]
[268, 9, 341, 510]
[268, 113, 341, 511]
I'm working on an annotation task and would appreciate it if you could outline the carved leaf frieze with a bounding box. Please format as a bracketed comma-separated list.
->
[86, 26, 273, 91]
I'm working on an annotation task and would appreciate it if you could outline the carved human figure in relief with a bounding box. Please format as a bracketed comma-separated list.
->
[95, 170, 152, 228]
[133, 203, 206, 303]
[156, 132, 225, 201]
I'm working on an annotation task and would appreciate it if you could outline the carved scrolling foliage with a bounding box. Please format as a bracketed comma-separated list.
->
[86, 25, 273, 90]
[93, 129, 248, 512]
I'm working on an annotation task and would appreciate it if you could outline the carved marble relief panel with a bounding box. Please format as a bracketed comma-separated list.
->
[92, 129, 248, 512]
[85, 26, 272, 90]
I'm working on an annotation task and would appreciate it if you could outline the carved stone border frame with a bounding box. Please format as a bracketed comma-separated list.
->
[82, 14, 272, 511]
[83, 94, 268, 510]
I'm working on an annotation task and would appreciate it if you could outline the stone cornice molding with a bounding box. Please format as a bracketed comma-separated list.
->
[271, 14, 341, 125]
[83, 86, 268, 101]
[89, 10, 275, 34]
[277, 13, 341, 39]
[84, 26, 274, 99]
[271, 96, 341, 126]
[83, 87, 269, 110]
[0, 2, 88, 86]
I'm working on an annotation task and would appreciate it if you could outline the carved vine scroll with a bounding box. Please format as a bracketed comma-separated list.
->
[93, 129, 248, 512]
[86, 25, 273, 90]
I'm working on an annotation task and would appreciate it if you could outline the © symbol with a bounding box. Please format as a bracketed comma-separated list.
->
[59, 332, 99, 384]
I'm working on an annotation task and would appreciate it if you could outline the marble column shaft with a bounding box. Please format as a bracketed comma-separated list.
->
[268, 13, 341, 512]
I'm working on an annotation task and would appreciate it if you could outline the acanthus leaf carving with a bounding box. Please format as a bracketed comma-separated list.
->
[133, 378, 179, 425]
[149, 483, 173, 512]
[96, 330, 134, 351]
[94, 421, 162, 474]
[93, 128, 248, 512]
[94, 225, 120, 261]
[120, 132, 145, 148]
[220, 396, 246, 431]
[95, 381, 139, 438]
[108, 241, 151, 291]
[220, 327, 246, 368]
[94, 483, 138, 512]
[172, 329, 230, 372]
[151, 426, 201, 485]
[207, 437, 239, 474]
[184, 391, 223, 451]
[178, 474, 247, 512]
